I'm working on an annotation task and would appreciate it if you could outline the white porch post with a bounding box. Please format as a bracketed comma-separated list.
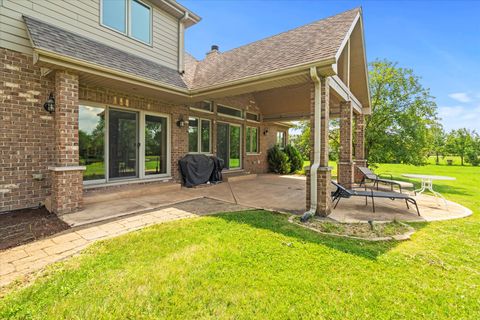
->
[305, 68, 332, 218]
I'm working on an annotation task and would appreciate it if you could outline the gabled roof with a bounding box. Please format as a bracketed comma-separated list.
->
[185, 8, 361, 90]
[23, 16, 188, 90]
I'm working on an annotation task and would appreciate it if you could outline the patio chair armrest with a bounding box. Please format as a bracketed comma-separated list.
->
[378, 172, 394, 180]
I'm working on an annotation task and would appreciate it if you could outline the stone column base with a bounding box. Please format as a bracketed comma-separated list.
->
[47, 166, 85, 215]
[354, 159, 368, 183]
[305, 166, 332, 216]
[338, 161, 354, 189]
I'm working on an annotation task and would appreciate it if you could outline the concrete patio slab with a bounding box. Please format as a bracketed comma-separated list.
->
[64, 174, 472, 227]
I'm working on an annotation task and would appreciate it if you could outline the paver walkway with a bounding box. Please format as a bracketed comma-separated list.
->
[0, 207, 196, 288]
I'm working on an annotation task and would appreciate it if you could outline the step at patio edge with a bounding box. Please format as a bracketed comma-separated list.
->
[223, 173, 258, 182]
[83, 181, 181, 205]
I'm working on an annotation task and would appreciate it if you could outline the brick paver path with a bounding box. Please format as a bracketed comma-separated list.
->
[0, 207, 196, 288]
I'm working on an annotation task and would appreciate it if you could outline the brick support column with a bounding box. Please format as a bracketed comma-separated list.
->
[306, 78, 332, 216]
[354, 113, 367, 183]
[47, 71, 85, 215]
[338, 101, 354, 189]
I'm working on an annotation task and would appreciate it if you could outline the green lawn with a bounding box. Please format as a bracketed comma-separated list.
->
[1, 164, 479, 319]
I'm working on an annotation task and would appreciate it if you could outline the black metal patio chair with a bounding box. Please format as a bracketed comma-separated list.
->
[331, 181, 420, 216]
[357, 166, 414, 194]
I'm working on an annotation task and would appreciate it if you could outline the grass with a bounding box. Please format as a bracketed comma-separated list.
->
[296, 218, 412, 239]
[1, 164, 479, 319]
[82, 160, 163, 180]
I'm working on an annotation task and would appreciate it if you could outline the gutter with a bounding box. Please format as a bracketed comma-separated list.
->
[178, 12, 189, 73]
[301, 66, 322, 221]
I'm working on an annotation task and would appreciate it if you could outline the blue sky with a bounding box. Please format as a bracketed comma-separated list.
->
[180, 0, 480, 133]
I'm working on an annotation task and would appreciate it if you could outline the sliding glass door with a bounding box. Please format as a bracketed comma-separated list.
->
[216, 122, 241, 170]
[108, 109, 138, 179]
[79, 104, 170, 184]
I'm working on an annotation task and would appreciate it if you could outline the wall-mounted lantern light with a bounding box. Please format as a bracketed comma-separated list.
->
[43, 92, 55, 113]
[176, 116, 187, 128]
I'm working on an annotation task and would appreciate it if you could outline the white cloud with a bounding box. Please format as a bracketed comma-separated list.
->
[438, 105, 480, 133]
[438, 105, 464, 118]
[448, 92, 472, 103]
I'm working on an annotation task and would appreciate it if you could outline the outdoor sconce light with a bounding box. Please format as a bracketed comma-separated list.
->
[43, 92, 55, 113]
[263, 128, 269, 135]
[176, 117, 187, 128]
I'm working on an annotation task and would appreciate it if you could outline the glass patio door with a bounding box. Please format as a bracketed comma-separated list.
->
[108, 109, 138, 179]
[144, 115, 168, 176]
[216, 123, 241, 170]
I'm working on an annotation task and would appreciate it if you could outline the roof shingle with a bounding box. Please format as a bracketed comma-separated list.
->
[185, 8, 360, 89]
[23, 15, 188, 89]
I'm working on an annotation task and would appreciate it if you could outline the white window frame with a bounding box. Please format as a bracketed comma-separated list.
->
[217, 104, 244, 120]
[79, 101, 171, 186]
[246, 112, 260, 123]
[276, 131, 286, 149]
[188, 117, 212, 154]
[140, 111, 172, 180]
[100, 0, 153, 46]
[190, 101, 214, 114]
[217, 121, 242, 170]
[246, 126, 259, 154]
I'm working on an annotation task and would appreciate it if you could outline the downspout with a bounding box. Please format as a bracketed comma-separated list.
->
[178, 12, 189, 73]
[301, 67, 322, 222]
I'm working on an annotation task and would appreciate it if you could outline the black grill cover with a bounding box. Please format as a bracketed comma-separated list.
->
[179, 154, 224, 187]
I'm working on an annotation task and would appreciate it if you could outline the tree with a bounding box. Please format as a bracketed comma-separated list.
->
[429, 124, 446, 165]
[445, 128, 475, 166]
[366, 60, 439, 165]
[290, 120, 340, 162]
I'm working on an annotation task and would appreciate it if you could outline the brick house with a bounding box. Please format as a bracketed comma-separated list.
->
[0, 1, 370, 216]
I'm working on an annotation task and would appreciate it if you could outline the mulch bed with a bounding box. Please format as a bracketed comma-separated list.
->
[0, 207, 70, 251]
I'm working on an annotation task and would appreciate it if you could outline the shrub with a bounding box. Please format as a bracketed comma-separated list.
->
[284, 144, 304, 173]
[267, 145, 290, 174]
[466, 150, 480, 166]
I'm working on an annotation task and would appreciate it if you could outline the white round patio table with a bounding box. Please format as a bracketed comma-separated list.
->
[402, 174, 455, 206]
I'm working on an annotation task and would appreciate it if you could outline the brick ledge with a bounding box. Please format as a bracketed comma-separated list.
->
[48, 166, 86, 172]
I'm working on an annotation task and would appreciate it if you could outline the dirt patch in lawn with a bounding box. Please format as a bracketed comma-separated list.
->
[0, 207, 70, 251]
[291, 216, 414, 241]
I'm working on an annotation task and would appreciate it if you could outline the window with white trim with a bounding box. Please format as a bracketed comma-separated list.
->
[101, 0, 152, 45]
[276, 131, 286, 148]
[188, 117, 211, 153]
[191, 101, 213, 113]
[246, 112, 259, 122]
[246, 127, 259, 153]
[217, 104, 243, 119]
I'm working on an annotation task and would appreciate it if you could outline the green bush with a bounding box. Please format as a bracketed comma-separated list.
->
[466, 150, 480, 166]
[284, 144, 304, 173]
[267, 145, 290, 174]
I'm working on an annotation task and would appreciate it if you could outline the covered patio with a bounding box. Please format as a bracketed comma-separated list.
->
[62, 174, 472, 227]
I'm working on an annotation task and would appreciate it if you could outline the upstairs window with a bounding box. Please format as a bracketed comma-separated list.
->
[101, 0, 126, 33]
[101, 0, 152, 45]
[130, 0, 151, 43]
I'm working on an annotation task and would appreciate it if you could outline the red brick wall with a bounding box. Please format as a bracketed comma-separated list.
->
[0, 48, 54, 212]
[0, 47, 292, 212]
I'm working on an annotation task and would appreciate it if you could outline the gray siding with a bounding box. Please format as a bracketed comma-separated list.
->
[0, 0, 179, 70]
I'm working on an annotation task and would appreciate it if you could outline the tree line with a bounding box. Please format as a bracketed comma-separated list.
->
[290, 59, 480, 166]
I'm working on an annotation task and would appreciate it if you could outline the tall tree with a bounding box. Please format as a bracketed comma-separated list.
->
[366, 60, 439, 165]
[445, 128, 474, 166]
[429, 124, 446, 165]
